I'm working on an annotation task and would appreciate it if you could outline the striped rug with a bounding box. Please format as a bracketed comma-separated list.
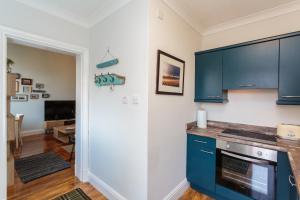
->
[53, 188, 91, 200]
[15, 151, 70, 183]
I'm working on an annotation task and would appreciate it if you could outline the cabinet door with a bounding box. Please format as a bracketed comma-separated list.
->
[278, 35, 300, 105]
[195, 52, 225, 102]
[223, 40, 279, 89]
[277, 152, 298, 200]
[290, 183, 299, 200]
[277, 152, 291, 200]
[187, 135, 216, 193]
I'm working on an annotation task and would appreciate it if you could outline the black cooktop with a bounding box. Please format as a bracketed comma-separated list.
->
[221, 129, 277, 144]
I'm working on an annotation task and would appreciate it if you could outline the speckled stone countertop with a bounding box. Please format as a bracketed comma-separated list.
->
[186, 121, 300, 195]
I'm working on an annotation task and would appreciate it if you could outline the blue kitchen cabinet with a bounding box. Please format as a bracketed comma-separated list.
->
[215, 185, 253, 200]
[195, 52, 227, 103]
[187, 134, 216, 196]
[223, 40, 279, 90]
[277, 35, 300, 105]
[277, 152, 298, 200]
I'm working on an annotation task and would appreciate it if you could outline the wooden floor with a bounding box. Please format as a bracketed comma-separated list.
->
[180, 188, 214, 200]
[8, 134, 212, 200]
[8, 134, 106, 200]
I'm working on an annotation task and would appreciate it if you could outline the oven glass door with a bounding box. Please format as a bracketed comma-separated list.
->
[216, 149, 276, 200]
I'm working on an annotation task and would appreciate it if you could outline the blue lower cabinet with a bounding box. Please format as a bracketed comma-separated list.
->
[277, 152, 299, 200]
[215, 185, 253, 200]
[187, 135, 216, 195]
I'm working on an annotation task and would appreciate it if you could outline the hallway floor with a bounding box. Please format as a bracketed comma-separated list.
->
[8, 134, 106, 200]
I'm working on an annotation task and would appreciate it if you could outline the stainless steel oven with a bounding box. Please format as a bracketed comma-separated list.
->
[216, 140, 277, 200]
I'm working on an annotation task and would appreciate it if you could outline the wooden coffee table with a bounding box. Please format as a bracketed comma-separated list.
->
[53, 125, 75, 143]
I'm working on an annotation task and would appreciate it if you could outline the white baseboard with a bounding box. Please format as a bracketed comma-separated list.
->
[88, 171, 127, 200]
[22, 129, 44, 137]
[163, 178, 190, 200]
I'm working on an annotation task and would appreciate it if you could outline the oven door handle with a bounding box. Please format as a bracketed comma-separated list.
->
[221, 150, 269, 165]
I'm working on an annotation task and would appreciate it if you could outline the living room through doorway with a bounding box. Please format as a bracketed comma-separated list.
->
[7, 41, 77, 197]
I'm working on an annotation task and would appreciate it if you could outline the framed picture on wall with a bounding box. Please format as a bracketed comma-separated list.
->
[23, 86, 32, 93]
[36, 83, 45, 89]
[30, 94, 39, 100]
[21, 78, 32, 85]
[32, 89, 46, 93]
[11, 94, 28, 102]
[156, 50, 185, 95]
[16, 81, 20, 93]
[42, 93, 50, 98]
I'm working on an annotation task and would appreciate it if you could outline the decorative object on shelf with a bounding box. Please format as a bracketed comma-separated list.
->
[94, 73, 125, 89]
[156, 50, 185, 95]
[21, 78, 32, 85]
[11, 94, 28, 102]
[36, 83, 45, 89]
[15, 73, 21, 79]
[42, 93, 50, 98]
[32, 89, 46, 93]
[16, 81, 20, 93]
[23, 86, 32, 93]
[7, 58, 14, 73]
[30, 94, 39, 100]
[96, 48, 119, 68]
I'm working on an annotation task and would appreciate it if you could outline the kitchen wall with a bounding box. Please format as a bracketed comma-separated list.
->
[0, 0, 89, 48]
[200, 10, 300, 127]
[88, 0, 149, 199]
[8, 43, 76, 134]
[148, 0, 201, 199]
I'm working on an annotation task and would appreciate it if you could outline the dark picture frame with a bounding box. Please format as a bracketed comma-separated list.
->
[21, 78, 33, 85]
[156, 50, 185, 95]
[42, 93, 50, 98]
[30, 94, 39, 100]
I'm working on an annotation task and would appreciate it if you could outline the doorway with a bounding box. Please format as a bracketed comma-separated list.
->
[0, 26, 89, 200]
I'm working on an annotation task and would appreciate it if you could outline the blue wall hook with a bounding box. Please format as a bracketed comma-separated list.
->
[95, 73, 125, 87]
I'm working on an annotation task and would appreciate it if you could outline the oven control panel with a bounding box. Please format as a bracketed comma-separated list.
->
[217, 139, 277, 162]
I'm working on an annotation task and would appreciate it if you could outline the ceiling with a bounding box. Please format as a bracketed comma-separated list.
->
[164, 0, 300, 35]
[15, 0, 132, 27]
[14, 0, 300, 34]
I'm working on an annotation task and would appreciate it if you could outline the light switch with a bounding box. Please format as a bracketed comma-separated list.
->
[122, 96, 128, 104]
[132, 95, 140, 105]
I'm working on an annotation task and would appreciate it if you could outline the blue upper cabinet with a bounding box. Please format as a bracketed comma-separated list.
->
[195, 52, 227, 102]
[277, 35, 300, 105]
[223, 40, 279, 90]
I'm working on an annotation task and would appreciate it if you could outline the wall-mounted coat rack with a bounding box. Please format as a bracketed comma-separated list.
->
[96, 48, 119, 68]
[95, 73, 125, 87]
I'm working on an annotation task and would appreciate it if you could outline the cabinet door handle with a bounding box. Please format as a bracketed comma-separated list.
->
[239, 84, 256, 87]
[282, 96, 300, 98]
[289, 175, 296, 187]
[194, 140, 207, 144]
[207, 96, 221, 98]
[200, 149, 214, 155]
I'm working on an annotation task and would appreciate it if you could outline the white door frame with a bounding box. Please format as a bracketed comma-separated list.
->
[0, 26, 89, 200]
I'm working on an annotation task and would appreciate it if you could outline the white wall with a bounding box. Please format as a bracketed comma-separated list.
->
[88, 0, 149, 199]
[8, 43, 76, 134]
[148, 0, 201, 199]
[0, 0, 89, 48]
[200, 10, 300, 127]
[0, 29, 7, 200]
